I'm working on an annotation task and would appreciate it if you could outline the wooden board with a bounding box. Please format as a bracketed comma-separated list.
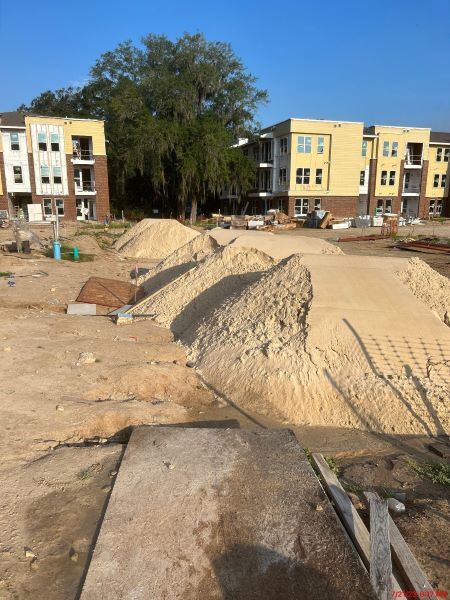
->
[365, 492, 392, 600]
[368, 493, 434, 595]
[319, 211, 333, 229]
[76, 277, 145, 308]
[312, 454, 402, 595]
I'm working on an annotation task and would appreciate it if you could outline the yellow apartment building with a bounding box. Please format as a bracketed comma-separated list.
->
[225, 118, 450, 219]
[0, 111, 109, 222]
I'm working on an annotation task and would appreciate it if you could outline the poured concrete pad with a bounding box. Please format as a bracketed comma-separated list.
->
[81, 427, 375, 599]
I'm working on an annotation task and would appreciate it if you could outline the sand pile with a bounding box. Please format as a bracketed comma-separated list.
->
[189, 254, 449, 435]
[209, 228, 343, 258]
[396, 257, 450, 326]
[68, 235, 102, 255]
[131, 245, 275, 341]
[115, 219, 199, 259]
[82, 362, 211, 406]
[137, 234, 219, 293]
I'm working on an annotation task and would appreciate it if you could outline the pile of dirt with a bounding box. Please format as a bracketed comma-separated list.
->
[396, 257, 450, 326]
[209, 228, 343, 258]
[82, 362, 211, 406]
[67, 235, 102, 255]
[115, 219, 199, 259]
[188, 254, 449, 435]
[137, 233, 219, 293]
[131, 245, 276, 341]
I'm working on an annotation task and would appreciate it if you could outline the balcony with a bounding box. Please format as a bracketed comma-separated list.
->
[248, 187, 272, 197]
[75, 181, 96, 195]
[404, 154, 422, 168]
[72, 136, 95, 164]
[404, 143, 423, 168]
[72, 149, 95, 164]
[402, 185, 420, 196]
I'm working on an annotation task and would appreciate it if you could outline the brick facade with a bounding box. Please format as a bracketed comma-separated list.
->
[23, 152, 109, 222]
[93, 155, 110, 222]
[285, 196, 359, 218]
[417, 160, 429, 218]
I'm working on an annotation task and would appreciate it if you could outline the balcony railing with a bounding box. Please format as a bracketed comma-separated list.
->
[73, 149, 94, 161]
[75, 181, 96, 192]
[403, 185, 420, 194]
[404, 154, 422, 166]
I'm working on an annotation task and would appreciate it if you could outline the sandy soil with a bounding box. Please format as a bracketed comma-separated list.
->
[0, 222, 448, 598]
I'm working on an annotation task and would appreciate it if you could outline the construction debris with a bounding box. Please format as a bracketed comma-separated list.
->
[67, 303, 97, 315]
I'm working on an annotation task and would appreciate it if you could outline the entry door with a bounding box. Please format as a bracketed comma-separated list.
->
[76, 198, 88, 221]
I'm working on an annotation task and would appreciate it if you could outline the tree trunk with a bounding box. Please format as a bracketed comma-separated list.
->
[190, 198, 197, 224]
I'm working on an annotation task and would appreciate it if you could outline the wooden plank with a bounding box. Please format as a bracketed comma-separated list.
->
[312, 454, 402, 595]
[365, 492, 392, 600]
[319, 211, 333, 229]
[368, 493, 434, 595]
[312, 454, 370, 566]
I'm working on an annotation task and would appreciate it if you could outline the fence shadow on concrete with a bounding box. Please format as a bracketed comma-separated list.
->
[325, 318, 448, 440]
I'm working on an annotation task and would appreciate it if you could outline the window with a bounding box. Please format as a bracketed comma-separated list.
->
[55, 199, 64, 216]
[360, 170, 366, 186]
[391, 142, 398, 157]
[381, 170, 387, 185]
[43, 199, 52, 216]
[297, 136, 311, 153]
[295, 198, 309, 216]
[385, 199, 392, 213]
[315, 168, 323, 185]
[279, 168, 287, 185]
[51, 133, 60, 152]
[317, 137, 324, 154]
[314, 198, 321, 210]
[429, 199, 443, 215]
[436, 148, 442, 162]
[38, 132, 47, 151]
[383, 141, 390, 157]
[53, 166, 62, 184]
[389, 171, 396, 185]
[13, 166, 23, 183]
[376, 199, 384, 215]
[280, 138, 288, 155]
[10, 132, 20, 151]
[252, 147, 259, 160]
[361, 140, 368, 157]
[433, 174, 439, 188]
[296, 168, 310, 184]
[445, 148, 450, 162]
[441, 174, 447, 188]
[41, 165, 50, 184]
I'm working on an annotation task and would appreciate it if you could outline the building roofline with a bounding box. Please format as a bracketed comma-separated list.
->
[25, 114, 105, 123]
[261, 117, 364, 132]
[371, 124, 431, 131]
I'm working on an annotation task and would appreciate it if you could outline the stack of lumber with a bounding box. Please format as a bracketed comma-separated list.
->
[319, 211, 333, 229]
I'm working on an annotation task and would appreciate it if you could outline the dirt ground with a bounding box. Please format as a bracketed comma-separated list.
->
[0, 221, 448, 598]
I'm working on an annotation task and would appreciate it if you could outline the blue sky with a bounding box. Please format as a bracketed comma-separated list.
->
[1, 0, 449, 130]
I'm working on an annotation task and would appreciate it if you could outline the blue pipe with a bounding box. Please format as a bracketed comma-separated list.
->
[53, 241, 61, 260]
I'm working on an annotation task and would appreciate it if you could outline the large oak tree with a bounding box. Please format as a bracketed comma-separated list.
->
[20, 33, 267, 221]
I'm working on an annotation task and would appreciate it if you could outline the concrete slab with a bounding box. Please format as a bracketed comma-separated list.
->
[81, 427, 375, 599]
[66, 303, 96, 315]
